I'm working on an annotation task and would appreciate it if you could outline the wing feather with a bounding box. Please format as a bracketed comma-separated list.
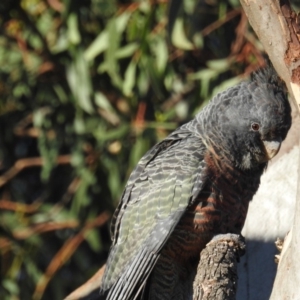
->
[101, 131, 207, 299]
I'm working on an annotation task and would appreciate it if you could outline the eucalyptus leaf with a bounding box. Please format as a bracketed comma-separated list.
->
[2, 279, 19, 295]
[67, 13, 81, 45]
[152, 38, 168, 74]
[85, 229, 101, 252]
[171, 18, 194, 50]
[123, 60, 137, 97]
[212, 76, 242, 96]
[95, 92, 114, 112]
[84, 31, 108, 61]
[103, 18, 122, 88]
[67, 53, 93, 114]
[188, 68, 218, 81]
[115, 43, 139, 59]
[207, 59, 230, 71]
[93, 124, 129, 141]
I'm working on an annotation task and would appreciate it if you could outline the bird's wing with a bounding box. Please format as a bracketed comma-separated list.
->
[101, 130, 207, 300]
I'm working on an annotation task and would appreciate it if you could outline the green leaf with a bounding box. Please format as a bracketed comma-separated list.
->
[188, 68, 218, 81]
[85, 12, 131, 62]
[33, 107, 52, 127]
[24, 258, 43, 284]
[84, 31, 108, 61]
[37, 130, 59, 181]
[115, 11, 132, 31]
[53, 84, 68, 104]
[228, 0, 241, 7]
[163, 70, 175, 91]
[93, 124, 129, 142]
[123, 60, 136, 97]
[74, 115, 86, 134]
[171, 18, 194, 50]
[188, 68, 218, 99]
[67, 13, 81, 45]
[212, 76, 241, 96]
[141, 55, 163, 99]
[139, 1, 151, 13]
[192, 32, 203, 48]
[2, 279, 19, 295]
[66, 53, 93, 114]
[71, 179, 90, 215]
[115, 43, 139, 59]
[51, 28, 69, 53]
[94, 92, 114, 112]
[129, 136, 150, 169]
[95, 92, 120, 125]
[102, 158, 122, 201]
[85, 229, 101, 252]
[207, 59, 230, 71]
[103, 18, 122, 88]
[183, 0, 196, 14]
[71, 168, 95, 215]
[175, 101, 188, 119]
[71, 151, 85, 167]
[152, 38, 168, 74]
[36, 10, 54, 37]
[137, 69, 149, 97]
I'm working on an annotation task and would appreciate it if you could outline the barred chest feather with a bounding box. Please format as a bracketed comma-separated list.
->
[164, 150, 264, 260]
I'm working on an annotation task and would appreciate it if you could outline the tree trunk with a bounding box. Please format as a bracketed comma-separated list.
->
[240, 1, 300, 299]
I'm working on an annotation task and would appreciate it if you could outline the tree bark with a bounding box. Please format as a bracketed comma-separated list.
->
[240, 0, 300, 108]
[240, 1, 300, 299]
[193, 234, 245, 300]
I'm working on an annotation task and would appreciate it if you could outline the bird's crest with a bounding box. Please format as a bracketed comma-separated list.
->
[251, 62, 287, 93]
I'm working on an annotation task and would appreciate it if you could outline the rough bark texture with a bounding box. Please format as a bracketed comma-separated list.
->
[240, 1, 300, 299]
[193, 234, 245, 300]
[240, 0, 300, 110]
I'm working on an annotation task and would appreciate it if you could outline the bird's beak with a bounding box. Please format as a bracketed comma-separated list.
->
[263, 140, 281, 160]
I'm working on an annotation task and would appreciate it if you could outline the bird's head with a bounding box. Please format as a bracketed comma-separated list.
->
[198, 65, 292, 171]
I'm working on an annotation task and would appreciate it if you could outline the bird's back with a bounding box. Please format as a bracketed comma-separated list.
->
[144, 147, 264, 300]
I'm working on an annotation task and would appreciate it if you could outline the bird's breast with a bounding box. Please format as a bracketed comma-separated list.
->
[166, 155, 260, 260]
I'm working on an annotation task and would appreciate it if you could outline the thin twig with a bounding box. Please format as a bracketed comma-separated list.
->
[0, 199, 41, 213]
[32, 211, 111, 300]
[0, 155, 71, 187]
[64, 265, 106, 300]
[47, 0, 64, 12]
[13, 220, 80, 240]
[201, 9, 242, 37]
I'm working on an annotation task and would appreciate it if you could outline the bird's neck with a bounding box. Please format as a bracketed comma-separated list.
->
[204, 142, 266, 182]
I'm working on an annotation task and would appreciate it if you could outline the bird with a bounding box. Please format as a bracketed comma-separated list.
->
[99, 64, 291, 300]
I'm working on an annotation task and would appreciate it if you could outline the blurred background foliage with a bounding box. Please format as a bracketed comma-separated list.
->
[0, 0, 268, 299]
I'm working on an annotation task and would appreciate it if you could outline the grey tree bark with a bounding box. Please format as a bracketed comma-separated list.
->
[240, 1, 300, 299]
[193, 234, 245, 300]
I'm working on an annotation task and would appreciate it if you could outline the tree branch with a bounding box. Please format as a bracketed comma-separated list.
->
[240, 1, 300, 299]
[193, 234, 245, 300]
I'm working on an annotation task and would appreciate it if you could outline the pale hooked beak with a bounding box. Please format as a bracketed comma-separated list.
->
[263, 140, 282, 160]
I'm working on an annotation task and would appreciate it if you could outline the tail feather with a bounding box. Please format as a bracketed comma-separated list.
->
[104, 247, 159, 300]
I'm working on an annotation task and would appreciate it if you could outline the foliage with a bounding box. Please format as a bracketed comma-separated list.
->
[0, 0, 263, 299]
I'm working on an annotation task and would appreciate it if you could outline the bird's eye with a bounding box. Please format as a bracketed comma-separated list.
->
[251, 123, 260, 131]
